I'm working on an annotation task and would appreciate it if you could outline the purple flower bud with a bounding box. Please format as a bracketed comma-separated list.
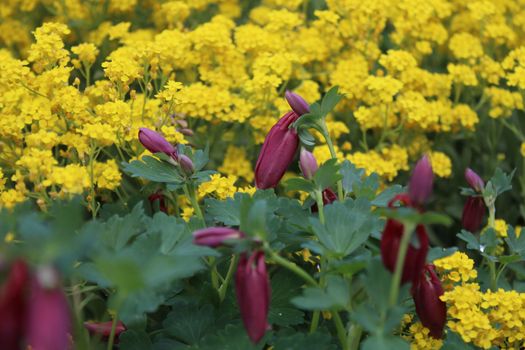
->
[408, 155, 434, 207]
[235, 251, 271, 343]
[255, 112, 300, 189]
[26, 266, 71, 350]
[285, 91, 310, 116]
[179, 154, 194, 175]
[138, 128, 177, 157]
[411, 264, 446, 339]
[462, 196, 486, 232]
[299, 148, 318, 179]
[84, 320, 126, 342]
[193, 227, 245, 247]
[465, 168, 484, 192]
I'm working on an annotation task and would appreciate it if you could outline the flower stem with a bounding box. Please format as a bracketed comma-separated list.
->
[347, 322, 362, 350]
[106, 314, 119, 350]
[315, 190, 326, 224]
[322, 123, 344, 201]
[388, 223, 414, 307]
[218, 254, 238, 301]
[332, 311, 349, 350]
[268, 250, 317, 287]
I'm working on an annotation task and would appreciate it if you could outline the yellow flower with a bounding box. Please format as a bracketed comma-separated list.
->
[429, 151, 452, 178]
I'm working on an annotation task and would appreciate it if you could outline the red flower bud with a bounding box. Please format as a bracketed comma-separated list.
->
[299, 148, 318, 179]
[465, 168, 484, 192]
[411, 264, 446, 339]
[26, 267, 72, 350]
[408, 155, 433, 207]
[285, 91, 310, 116]
[235, 251, 271, 343]
[138, 128, 177, 158]
[193, 227, 245, 247]
[311, 188, 337, 212]
[84, 320, 126, 343]
[0, 260, 29, 349]
[381, 220, 429, 285]
[148, 192, 168, 213]
[462, 196, 486, 232]
[255, 112, 300, 189]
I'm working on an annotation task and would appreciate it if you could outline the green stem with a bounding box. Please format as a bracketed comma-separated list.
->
[268, 250, 317, 286]
[488, 259, 497, 291]
[184, 183, 205, 226]
[310, 311, 320, 333]
[322, 123, 344, 201]
[218, 255, 238, 301]
[347, 323, 362, 350]
[315, 190, 326, 224]
[332, 311, 348, 350]
[106, 314, 119, 350]
[388, 223, 414, 307]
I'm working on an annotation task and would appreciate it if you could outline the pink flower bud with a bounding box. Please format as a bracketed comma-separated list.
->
[381, 220, 429, 285]
[84, 320, 126, 343]
[411, 264, 446, 339]
[235, 251, 271, 343]
[408, 155, 434, 207]
[138, 128, 177, 158]
[462, 196, 486, 232]
[285, 91, 310, 116]
[193, 227, 245, 247]
[179, 154, 194, 175]
[255, 112, 300, 189]
[299, 148, 318, 179]
[0, 260, 29, 349]
[26, 266, 71, 350]
[465, 168, 484, 192]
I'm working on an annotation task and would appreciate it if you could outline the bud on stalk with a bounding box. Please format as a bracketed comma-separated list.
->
[193, 227, 245, 247]
[285, 91, 310, 116]
[235, 251, 271, 343]
[138, 128, 178, 159]
[411, 264, 446, 339]
[465, 168, 484, 192]
[462, 196, 486, 232]
[255, 112, 300, 189]
[408, 155, 433, 207]
[178, 154, 194, 175]
[381, 220, 429, 285]
[299, 148, 318, 179]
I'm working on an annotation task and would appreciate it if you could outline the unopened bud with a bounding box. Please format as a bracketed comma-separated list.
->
[299, 148, 318, 179]
[179, 154, 194, 175]
[408, 155, 434, 206]
[285, 91, 310, 116]
[465, 168, 484, 192]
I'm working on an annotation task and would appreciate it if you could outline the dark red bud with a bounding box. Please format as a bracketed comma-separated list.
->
[255, 112, 300, 189]
[235, 251, 271, 343]
[462, 196, 486, 232]
[412, 264, 446, 339]
[148, 192, 168, 213]
[381, 220, 429, 285]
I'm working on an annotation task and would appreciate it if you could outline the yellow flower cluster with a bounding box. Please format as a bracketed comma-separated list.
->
[434, 252, 478, 288]
[403, 321, 443, 350]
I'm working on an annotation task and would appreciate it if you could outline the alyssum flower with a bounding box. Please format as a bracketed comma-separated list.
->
[462, 168, 486, 232]
[235, 251, 271, 343]
[411, 264, 446, 339]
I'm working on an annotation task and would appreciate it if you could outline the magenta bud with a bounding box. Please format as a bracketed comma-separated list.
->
[26, 266, 71, 350]
[462, 196, 486, 232]
[465, 168, 484, 192]
[138, 127, 177, 157]
[84, 320, 126, 342]
[285, 91, 310, 116]
[179, 154, 194, 175]
[299, 148, 318, 179]
[255, 112, 301, 189]
[408, 155, 434, 206]
[411, 264, 446, 339]
[381, 220, 429, 285]
[179, 128, 194, 136]
[235, 251, 271, 343]
[193, 227, 245, 247]
[0, 260, 29, 349]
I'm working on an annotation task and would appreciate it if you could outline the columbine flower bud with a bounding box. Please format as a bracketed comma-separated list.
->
[285, 91, 310, 116]
[193, 227, 245, 248]
[138, 128, 177, 158]
[408, 155, 434, 207]
[148, 192, 168, 214]
[411, 264, 446, 339]
[84, 320, 126, 343]
[179, 154, 194, 175]
[27, 266, 71, 350]
[255, 112, 300, 189]
[465, 168, 484, 192]
[311, 188, 337, 212]
[381, 220, 429, 284]
[462, 196, 486, 232]
[235, 251, 271, 343]
[299, 148, 318, 179]
[0, 260, 29, 349]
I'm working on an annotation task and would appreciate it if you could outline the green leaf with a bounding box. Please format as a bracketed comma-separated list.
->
[122, 156, 183, 184]
[371, 185, 404, 207]
[163, 303, 215, 345]
[379, 207, 452, 226]
[291, 275, 349, 311]
[309, 199, 380, 257]
[314, 158, 342, 191]
[100, 203, 149, 251]
[498, 254, 522, 264]
[298, 128, 316, 147]
[487, 167, 515, 197]
[284, 178, 316, 193]
[442, 332, 476, 349]
[268, 271, 305, 326]
[457, 230, 481, 251]
[361, 335, 409, 350]
[205, 195, 243, 226]
[272, 331, 336, 350]
[197, 324, 264, 350]
[340, 160, 365, 194]
[320, 86, 343, 116]
[480, 228, 499, 252]
[505, 225, 525, 255]
[428, 247, 458, 262]
[120, 330, 153, 350]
